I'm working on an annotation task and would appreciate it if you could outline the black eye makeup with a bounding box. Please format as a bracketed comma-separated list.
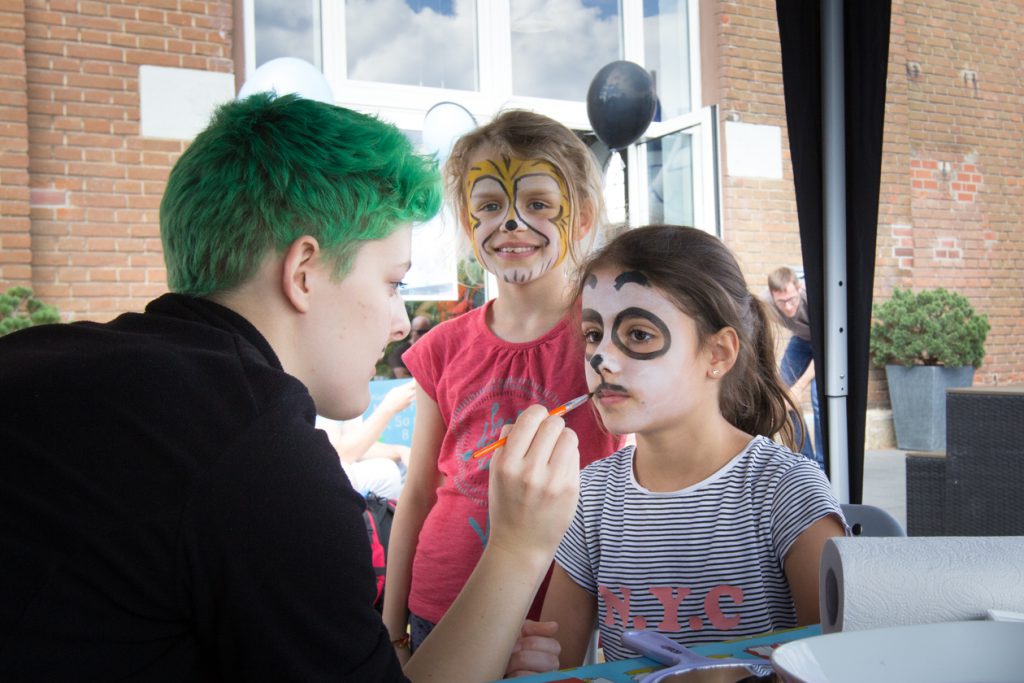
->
[581, 308, 603, 351]
[611, 307, 672, 360]
[583, 273, 671, 361]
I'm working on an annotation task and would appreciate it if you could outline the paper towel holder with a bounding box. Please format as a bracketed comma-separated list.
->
[824, 566, 841, 629]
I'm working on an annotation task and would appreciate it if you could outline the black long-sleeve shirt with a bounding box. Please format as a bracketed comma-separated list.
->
[0, 294, 406, 681]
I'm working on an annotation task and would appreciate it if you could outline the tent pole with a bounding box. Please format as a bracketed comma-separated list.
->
[821, 0, 850, 502]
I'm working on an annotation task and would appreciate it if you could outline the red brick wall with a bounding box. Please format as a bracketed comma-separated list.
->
[18, 0, 233, 322]
[875, 0, 1024, 389]
[0, 1, 31, 286]
[714, 1, 801, 283]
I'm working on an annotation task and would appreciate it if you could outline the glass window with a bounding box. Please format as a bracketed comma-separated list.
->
[403, 208, 460, 301]
[255, 0, 320, 68]
[646, 131, 694, 227]
[345, 0, 478, 90]
[509, 0, 621, 101]
[643, 0, 691, 118]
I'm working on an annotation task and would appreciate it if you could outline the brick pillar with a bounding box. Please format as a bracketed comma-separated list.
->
[24, 1, 234, 322]
[0, 0, 31, 287]
[715, 1, 801, 284]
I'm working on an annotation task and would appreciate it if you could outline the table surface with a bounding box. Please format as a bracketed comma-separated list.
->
[498, 624, 820, 683]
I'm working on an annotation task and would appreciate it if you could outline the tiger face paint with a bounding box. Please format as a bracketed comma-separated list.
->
[465, 154, 572, 284]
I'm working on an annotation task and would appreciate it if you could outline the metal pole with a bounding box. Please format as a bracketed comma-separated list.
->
[822, 0, 850, 502]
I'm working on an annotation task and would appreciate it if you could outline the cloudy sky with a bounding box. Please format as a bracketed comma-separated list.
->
[254, 0, 319, 67]
[506, 0, 621, 100]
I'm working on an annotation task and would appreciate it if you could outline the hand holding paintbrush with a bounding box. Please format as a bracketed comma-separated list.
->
[471, 392, 593, 459]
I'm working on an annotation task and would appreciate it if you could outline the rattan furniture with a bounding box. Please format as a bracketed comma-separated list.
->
[905, 384, 1024, 536]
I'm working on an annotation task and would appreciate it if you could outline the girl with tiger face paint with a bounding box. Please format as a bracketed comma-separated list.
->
[465, 155, 572, 284]
[384, 110, 623, 656]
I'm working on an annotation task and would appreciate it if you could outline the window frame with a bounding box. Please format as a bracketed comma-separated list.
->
[632, 103, 721, 234]
[319, 0, 593, 130]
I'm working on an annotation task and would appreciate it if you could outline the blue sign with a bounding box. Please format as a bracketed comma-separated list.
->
[363, 378, 417, 447]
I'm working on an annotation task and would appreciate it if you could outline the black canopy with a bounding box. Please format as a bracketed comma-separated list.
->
[776, 0, 892, 502]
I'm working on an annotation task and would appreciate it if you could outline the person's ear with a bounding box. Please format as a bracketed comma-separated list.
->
[706, 326, 740, 378]
[280, 235, 321, 314]
[575, 199, 596, 241]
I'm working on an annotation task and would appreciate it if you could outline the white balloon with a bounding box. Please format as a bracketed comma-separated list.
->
[422, 102, 477, 163]
[237, 57, 335, 104]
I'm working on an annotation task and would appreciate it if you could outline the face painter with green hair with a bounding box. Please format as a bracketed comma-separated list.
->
[0, 92, 582, 682]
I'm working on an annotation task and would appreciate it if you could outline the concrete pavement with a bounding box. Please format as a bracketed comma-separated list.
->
[858, 449, 907, 529]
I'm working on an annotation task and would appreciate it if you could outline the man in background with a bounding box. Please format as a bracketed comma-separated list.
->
[768, 266, 824, 470]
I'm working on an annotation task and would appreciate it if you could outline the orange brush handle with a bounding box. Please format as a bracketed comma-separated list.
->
[469, 393, 591, 459]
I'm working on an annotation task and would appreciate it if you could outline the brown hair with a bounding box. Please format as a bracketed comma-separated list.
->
[767, 266, 799, 293]
[445, 109, 604, 268]
[575, 224, 798, 449]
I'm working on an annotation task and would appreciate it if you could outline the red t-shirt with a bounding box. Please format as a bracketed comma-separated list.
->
[403, 301, 622, 624]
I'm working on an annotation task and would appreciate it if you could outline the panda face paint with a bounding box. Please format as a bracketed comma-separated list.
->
[581, 267, 711, 435]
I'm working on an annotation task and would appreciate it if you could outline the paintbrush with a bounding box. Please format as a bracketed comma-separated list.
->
[470, 392, 593, 460]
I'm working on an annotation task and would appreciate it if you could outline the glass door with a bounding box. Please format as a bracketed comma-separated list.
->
[626, 105, 720, 235]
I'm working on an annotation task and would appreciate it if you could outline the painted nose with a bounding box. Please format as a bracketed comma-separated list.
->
[503, 219, 520, 231]
[589, 350, 620, 376]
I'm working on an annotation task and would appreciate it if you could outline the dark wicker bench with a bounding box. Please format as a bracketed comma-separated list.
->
[905, 384, 1024, 536]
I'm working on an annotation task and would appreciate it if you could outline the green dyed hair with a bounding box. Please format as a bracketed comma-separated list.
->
[160, 92, 442, 296]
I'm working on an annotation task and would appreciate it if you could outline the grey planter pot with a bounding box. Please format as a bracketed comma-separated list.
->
[885, 364, 975, 452]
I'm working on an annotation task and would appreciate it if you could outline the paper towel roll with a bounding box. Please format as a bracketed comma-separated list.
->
[820, 536, 1024, 634]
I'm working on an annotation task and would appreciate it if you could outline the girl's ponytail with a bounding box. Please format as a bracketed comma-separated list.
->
[748, 297, 800, 450]
[716, 294, 796, 450]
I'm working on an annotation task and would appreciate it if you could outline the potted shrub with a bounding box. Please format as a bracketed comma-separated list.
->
[870, 287, 989, 451]
[0, 286, 61, 337]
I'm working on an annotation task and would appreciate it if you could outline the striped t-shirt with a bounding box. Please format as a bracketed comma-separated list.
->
[554, 436, 844, 661]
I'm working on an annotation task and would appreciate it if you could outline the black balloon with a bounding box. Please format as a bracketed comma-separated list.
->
[586, 61, 657, 151]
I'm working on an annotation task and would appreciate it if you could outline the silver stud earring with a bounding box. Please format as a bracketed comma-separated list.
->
[711, 368, 720, 377]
